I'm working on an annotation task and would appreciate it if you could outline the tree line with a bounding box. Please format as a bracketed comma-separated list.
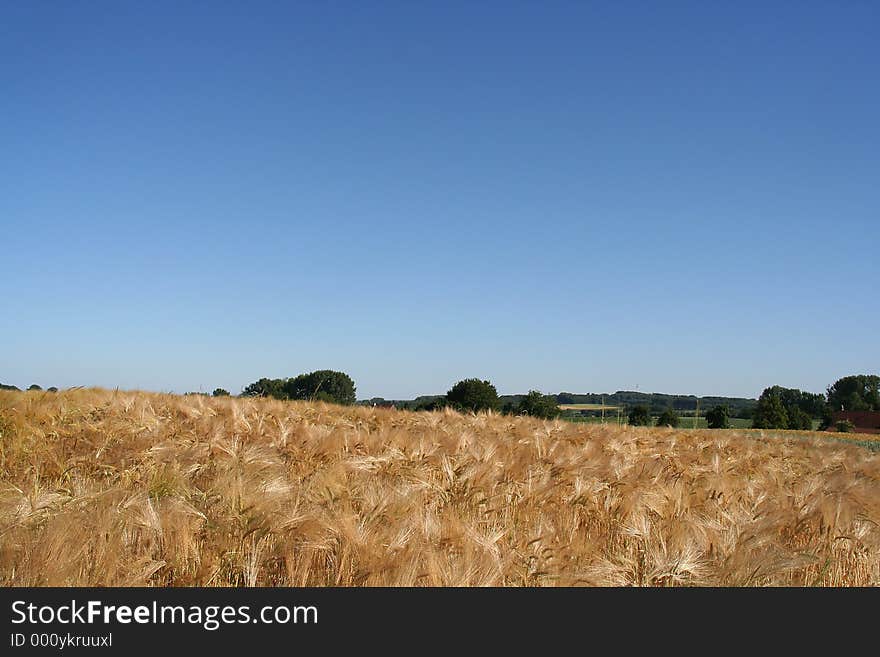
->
[623, 374, 878, 431]
[5, 372, 875, 432]
[752, 374, 878, 432]
[228, 373, 563, 418]
[237, 370, 357, 405]
[556, 391, 757, 418]
[365, 379, 562, 419]
[0, 383, 59, 392]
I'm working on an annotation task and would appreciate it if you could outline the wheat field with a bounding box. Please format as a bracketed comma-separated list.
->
[1, 388, 878, 586]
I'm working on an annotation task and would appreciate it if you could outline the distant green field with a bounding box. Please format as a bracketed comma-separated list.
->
[558, 403, 620, 411]
[737, 427, 880, 451]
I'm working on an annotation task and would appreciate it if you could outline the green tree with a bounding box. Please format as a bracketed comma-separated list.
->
[752, 391, 789, 429]
[446, 378, 500, 413]
[706, 405, 730, 429]
[826, 374, 880, 412]
[766, 386, 825, 419]
[241, 377, 287, 399]
[752, 385, 825, 430]
[283, 370, 356, 405]
[27, 384, 42, 391]
[787, 406, 813, 431]
[212, 388, 230, 397]
[517, 390, 560, 419]
[655, 408, 679, 428]
[628, 405, 651, 426]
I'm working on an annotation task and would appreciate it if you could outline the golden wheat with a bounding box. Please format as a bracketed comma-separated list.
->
[1, 388, 878, 586]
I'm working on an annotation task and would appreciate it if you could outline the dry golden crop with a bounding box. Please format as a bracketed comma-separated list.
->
[1, 388, 878, 586]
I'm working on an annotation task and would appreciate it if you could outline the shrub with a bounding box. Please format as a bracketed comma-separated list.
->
[706, 405, 730, 429]
[655, 409, 680, 428]
[628, 406, 651, 426]
[819, 407, 834, 431]
[836, 420, 856, 433]
[212, 388, 230, 397]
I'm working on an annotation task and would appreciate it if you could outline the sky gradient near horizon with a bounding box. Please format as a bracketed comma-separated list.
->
[2, 2, 878, 400]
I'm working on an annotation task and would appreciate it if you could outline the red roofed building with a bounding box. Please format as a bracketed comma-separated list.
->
[831, 411, 880, 434]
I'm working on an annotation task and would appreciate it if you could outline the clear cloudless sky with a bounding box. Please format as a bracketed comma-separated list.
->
[2, 2, 878, 400]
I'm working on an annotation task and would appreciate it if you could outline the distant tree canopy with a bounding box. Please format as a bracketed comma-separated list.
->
[241, 371, 356, 406]
[827, 374, 880, 412]
[27, 384, 42, 391]
[363, 389, 768, 418]
[285, 370, 356, 405]
[751, 386, 821, 430]
[554, 390, 757, 418]
[751, 386, 826, 431]
[446, 378, 500, 413]
[655, 408, 680, 428]
[706, 405, 730, 429]
[47, 387, 58, 393]
[0, 383, 22, 391]
[414, 397, 449, 412]
[752, 392, 789, 430]
[241, 377, 287, 399]
[212, 388, 230, 397]
[628, 406, 651, 426]
[516, 390, 560, 419]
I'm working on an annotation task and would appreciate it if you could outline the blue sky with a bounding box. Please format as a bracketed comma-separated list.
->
[2, 2, 877, 400]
